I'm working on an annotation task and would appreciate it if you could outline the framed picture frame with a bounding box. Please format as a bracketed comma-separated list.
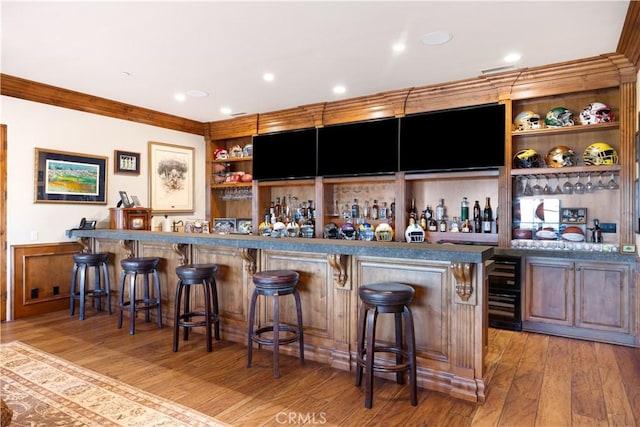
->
[118, 191, 132, 208]
[148, 141, 194, 213]
[114, 150, 140, 175]
[213, 218, 236, 234]
[237, 218, 253, 234]
[130, 195, 142, 207]
[34, 148, 107, 204]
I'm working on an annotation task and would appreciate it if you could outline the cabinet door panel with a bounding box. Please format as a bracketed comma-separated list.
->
[524, 258, 574, 325]
[575, 262, 630, 333]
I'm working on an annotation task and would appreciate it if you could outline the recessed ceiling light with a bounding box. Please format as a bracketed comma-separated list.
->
[174, 93, 186, 102]
[220, 107, 232, 115]
[333, 85, 346, 95]
[120, 71, 131, 77]
[392, 42, 406, 53]
[263, 72, 275, 82]
[422, 31, 452, 46]
[186, 89, 208, 97]
[504, 53, 521, 63]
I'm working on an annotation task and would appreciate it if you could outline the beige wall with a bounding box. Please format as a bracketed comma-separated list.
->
[1, 96, 206, 318]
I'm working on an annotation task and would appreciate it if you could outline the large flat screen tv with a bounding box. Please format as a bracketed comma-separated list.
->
[317, 117, 399, 177]
[252, 127, 317, 181]
[399, 103, 506, 172]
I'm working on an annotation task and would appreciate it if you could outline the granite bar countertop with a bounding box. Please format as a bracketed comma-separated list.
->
[69, 229, 494, 263]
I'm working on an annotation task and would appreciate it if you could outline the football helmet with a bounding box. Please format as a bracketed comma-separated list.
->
[545, 146, 579, 168]
[545, 107, 574, 128]
[358, 223, 375, 241]
[374, 223, 394, 242]
[513, 148, 542, 168]
[323, 222, 339, 239]
[579, 102, 615, 125]
[513, 111, 542, 131]
[213, 147, 229, 160]
[583, 142, 619, 165]
[339, 222, 357, 240]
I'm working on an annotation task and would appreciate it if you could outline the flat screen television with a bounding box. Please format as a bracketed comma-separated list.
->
[252, 127, 317, 181]
[399, 103, 506, 172]
[317, 117, 399, 177]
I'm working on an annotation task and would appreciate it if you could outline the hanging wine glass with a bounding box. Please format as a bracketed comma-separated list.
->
[585, 172, 595, 193]
[515, 176, 525, 196]
[607, 172, 619, 190]
[554, 174, 563, 194]
[543, 175, 553, 194]
[562, 173, 573, 194]
[531, 176, 543, 195]
[573, 173, 585, 194]
[524, 177, 533, 196]
[597, 172, 606, 190]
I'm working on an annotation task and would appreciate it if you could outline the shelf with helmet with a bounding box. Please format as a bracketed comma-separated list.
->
[211, 144, 253, 188]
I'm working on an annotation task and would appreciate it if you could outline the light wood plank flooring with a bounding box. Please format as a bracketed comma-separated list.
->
[1, 310, 639, 426]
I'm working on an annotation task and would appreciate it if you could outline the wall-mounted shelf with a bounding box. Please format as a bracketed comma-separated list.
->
[511, 165, 620, 177]
[511, 122, 618, 138]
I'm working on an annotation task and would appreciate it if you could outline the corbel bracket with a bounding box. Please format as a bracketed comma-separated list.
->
[327, 253, 348, 287]
[451, 261, 474, 301]
[239, 248, 257, 275]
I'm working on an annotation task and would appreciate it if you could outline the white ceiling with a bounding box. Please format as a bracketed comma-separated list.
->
[1, 1, 631, 123]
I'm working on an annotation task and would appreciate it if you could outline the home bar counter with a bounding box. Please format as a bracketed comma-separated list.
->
[69, 229, 494, 403]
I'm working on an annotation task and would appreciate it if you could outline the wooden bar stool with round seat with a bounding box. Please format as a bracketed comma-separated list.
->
[355, 282, 417, 409]
[117, 257, 163, 335]
[247, 269, 304, 378]
[173, 263, 220, 352]
[70, 252, 111, 320]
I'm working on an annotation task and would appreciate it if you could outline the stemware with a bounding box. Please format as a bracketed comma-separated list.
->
[573, 173, 585, 194]
[543, 175, 553, 194]
[531, 176, 544, 195]
[554, 174, 564, 194]
[585, 173, 595, 193]
[562, 174, 573, 194]
[524, 177, 533, 196]
[515, 176, 525, 196]
[597, 172, 607, 191]
[607, 172, 619, 190]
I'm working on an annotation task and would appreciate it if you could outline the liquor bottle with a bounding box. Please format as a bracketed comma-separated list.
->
[435, 198, 446, 221]
[409, 198, 417, 221]
[419, 211, 427, 230]
[427, 205, 438, 232]
[473, 200, 481, 233]
[379, 202, 388, 220]
[363, 200, 370, 219]
[460, 197, 469, 221]
[439, 217, 447, 232]
[390, 198, 396, 221]
[274, 197, 281, 220]
[483, 197, 493, 233]
[371, 200, 379, 220]
[351, 199, 360, 220]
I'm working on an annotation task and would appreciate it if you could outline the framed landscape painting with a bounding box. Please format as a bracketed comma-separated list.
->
[34, 148, 107, 204]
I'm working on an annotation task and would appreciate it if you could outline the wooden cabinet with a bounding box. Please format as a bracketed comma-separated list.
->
[523, 256, 634, 345]
[109, 207, 151, 230]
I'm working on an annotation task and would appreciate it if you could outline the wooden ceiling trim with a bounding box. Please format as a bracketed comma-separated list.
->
[257, 104, 323, 134]
[0, 74, 206, 136]
[617, 0, 640, 69]
[208, 114, 259, 139]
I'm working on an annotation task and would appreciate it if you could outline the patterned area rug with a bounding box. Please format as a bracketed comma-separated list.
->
[0, 341, 228, 426]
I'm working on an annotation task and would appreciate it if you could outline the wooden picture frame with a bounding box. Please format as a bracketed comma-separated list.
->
[114, 150, 140, 175]
[34, 148, 107, 204]
[118, 191, 132, 208]
[148, 141, 194, 213]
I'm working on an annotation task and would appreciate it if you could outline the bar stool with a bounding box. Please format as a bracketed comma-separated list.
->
[247, 269, 304, 378]
[173, 264, 220, 352]
[117, 257, 163, 335]
[355, 282, 417, 409]
[70, 252, 111, 320]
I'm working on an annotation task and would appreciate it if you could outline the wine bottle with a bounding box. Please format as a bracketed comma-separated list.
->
[460, 197, 469, 221]
[473, 200, 481, 233]
[483, 197, 493, 233]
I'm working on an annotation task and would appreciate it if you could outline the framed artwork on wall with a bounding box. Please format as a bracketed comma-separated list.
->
[114, 150, 140, 175]
[34, 148, 107, 204]
[148, 141, 194, 213]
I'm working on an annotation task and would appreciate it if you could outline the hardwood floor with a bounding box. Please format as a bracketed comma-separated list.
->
[1, 310, 639, 426]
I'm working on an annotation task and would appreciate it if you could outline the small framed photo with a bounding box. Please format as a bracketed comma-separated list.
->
[560, 207, 587, 224]
[213, 218, 236, 234]
[237, 218, 253, 234]
[114, 150, 140, 175]
[119, 191, 132, 208]
[130, 195, 142, 207]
